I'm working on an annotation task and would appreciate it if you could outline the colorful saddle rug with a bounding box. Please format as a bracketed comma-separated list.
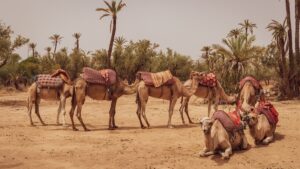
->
[198, 72, 217, 87]
[82, 67, 117, 85]
[255, 101, 279, 125]
[212, 110, 243, 132]
[36, 74, 63, 88]
[239, 76, 262, 90]
[137, 70, 174, 87]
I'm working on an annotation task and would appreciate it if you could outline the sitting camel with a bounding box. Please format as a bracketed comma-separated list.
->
[238, 76, 263, 117]
[199, 112, 248, 159]
[69, 67, 137, 131]
[179, 72, 236, 123]
[135, 71, 201, 128]
[27, 69, 73, 126]
[244, 100, 278, 145]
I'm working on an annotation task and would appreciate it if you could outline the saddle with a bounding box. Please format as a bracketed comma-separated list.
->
[82, 67, 117, 85]
[239, 76, 262, 90]
[137, 70, 174, 87]
[212, 110, 243, 132]
[198, 72, 217, 87]
[36, 74, 63, 88]
[51, 69, 72, 85]
[255, 101, 279, 125]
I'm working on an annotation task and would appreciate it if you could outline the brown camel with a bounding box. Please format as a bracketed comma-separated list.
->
[27, 70, 73, 126]
[69, 76, 137, 131]
[135, 72, 200, 128]
[238, 76, 263, 117]
[179, 79, 236, 123]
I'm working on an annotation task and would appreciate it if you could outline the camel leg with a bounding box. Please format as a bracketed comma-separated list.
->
[213, 95, 220, 113]
[76, 104, 89, 131]
[184, 97, 193, 124]
[207, 99, 212, 117]
[199, 148, 215, 157]
[69, 103, 78, 131]
[262, 135, 274, 145]
[220, 147, 232, 160]
[241, 133, 249, 149]
[179, 97, 186, 124]
[34, 99, 46, 126]
[108, 98, 117, 129]
[27, 99, 34, 126]
[136, 99, 145, 128]
[141, 101, 150, 128]
[56, 100, 62, 125]
[60, 96, 67, 126]
[167, 97, 178, 128]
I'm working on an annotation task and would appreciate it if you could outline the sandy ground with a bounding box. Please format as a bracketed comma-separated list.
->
[0, 91, 299, 169]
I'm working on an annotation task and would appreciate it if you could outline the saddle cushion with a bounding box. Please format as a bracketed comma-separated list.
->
[82, 67, 116, 85]
[137, 70, 174, 87]
[36, 74, 63, 88]
[212, 110, 243, 132]
[239, 76, 262, 90]
[256, 101, 279, 125]
[51, 69, 72, 85]
[198, 73, 217, 87]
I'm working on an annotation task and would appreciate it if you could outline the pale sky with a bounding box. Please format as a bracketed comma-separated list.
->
[0, 0, 291, 59]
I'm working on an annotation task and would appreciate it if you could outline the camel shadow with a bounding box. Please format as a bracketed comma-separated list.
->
[0, 163, 23, 169]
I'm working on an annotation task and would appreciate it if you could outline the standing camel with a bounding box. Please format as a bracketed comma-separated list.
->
[179, 77, 236, 123]
[238, 76, 263, 117]
[135, 71, 201, 128]
[69, 68, 137, 131]
[27, 69, 73, 126]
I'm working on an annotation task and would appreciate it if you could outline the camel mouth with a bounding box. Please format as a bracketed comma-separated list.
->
[203, 129, 211, 135]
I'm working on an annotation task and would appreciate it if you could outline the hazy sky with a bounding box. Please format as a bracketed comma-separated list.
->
[0, 0, 291, 59]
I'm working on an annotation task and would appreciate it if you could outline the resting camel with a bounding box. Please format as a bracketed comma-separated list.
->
[179, 74, 236, 123]
[27, 70, 73, 126]
[69, 68, 137, 131]
[199, 115, 248, 159]
[238, 76, 263, 117]
[244, 99, 278, 145]
[135, 71, 200, 128]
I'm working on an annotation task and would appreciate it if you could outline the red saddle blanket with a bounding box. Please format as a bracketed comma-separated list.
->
[36, 74, 63, 88]
[212, 110, 243, 132]
[239, 76, 262, 90]
[82, 67, 117, 85]
[137, 70, 174, 87]
[255, 101, 279, 125]
[198, 72, 217, 87]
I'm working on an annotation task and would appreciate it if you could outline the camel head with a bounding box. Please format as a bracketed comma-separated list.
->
[117, 78, 138, 96]
[200, 117, 213, 135]
[244, 112, 258, 127]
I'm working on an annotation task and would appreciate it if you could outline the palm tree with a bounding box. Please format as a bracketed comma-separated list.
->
[114, 36, 127, 48]
[49, 34, 63, 54]
[96, 0, 126, 68]
[73, 33, 81, 51]
[285, 0, 295, 78]
[295, 0, 300, 65]
[239, 19, 257, 42]
[45, 47, 52, 57]
[28, 43, 37, 57]
[201, 46, 212, 70]
[227, 28, 242, 39]
[267, 19, 291, 97]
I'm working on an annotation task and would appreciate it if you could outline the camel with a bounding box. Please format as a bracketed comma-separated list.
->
[69, 74, 137, 131]
[135, 71, 201, 128]
[199, 116, 248, 159]
[27, 70, 73, 126]
[179, 78, 236, 123]
[238, 76, 263, 117]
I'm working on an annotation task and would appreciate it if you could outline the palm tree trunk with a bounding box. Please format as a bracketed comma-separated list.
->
[286, 0, 295, 97]
[54, 41, 57, 54]
[76, 39, 79, 51]
[295, 0, 300, 96]
[107, 16, 117, 68]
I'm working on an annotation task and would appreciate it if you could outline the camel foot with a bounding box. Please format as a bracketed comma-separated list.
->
[141, 126, 146, 129]
[113, 125, 119, 129]
[222, 155, 230, 160]
[189, 121, 194, 124]
[199, 152, 206, 157]
[56, 122, 61, 126]
[108, 127, 115, 130]
[72, 128, 79, 131]
[41, 123, 47, 126]
[30, 123, 35, 127]
[168, 125, 174, 129]
[84, 128, 91, 132]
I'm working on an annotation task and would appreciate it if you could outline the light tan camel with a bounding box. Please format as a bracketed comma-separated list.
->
[179, 79, 236, 123]
[69, 77, 137, 131]
[135, 73, 200, 128]
[27, 72, 73, 126]
[199, 117, 248, 159]
[245, 112, 276, 145]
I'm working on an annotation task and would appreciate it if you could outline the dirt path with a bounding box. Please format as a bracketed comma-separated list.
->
[0, 91, 299, 169]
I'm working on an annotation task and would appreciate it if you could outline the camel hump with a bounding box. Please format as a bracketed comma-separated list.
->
[51, 69, 72, 85]
[239, 76, 261, 90]
[82, 67, 117, 85]
[137, 70, 174, 87]
[191, 71, 217, 87]
[212, 110, 243, 132]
